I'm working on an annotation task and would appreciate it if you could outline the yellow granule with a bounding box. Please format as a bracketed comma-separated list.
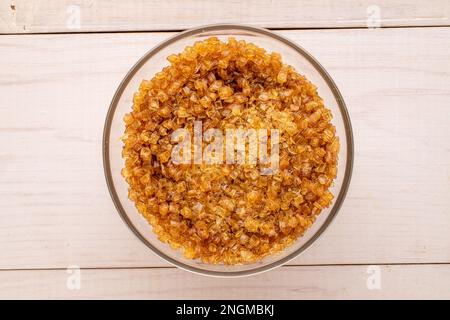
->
[122, 37, 339, 264]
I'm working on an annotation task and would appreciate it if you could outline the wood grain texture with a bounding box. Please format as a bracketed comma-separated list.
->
[1, 0, 450, 33]
[0, 265, 449, 299]
[1, 28, 449, 270]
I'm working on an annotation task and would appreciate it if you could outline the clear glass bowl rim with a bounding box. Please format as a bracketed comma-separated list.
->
[102, 23, 354, 277]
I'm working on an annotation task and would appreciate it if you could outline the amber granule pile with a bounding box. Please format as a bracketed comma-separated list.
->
[121, 37, 339, 264]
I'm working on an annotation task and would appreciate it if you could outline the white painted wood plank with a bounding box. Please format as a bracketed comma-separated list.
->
[1, 0, 450, 33]
[0, 28, 449, 270]
[0, 265, 449, 299]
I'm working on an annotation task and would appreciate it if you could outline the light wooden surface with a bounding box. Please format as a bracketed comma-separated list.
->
[1, 0, 450, 33]
[0, 1, 449, 299]
[1, 265, 449, 299]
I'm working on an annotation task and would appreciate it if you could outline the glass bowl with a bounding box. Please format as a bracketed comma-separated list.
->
[103, 24, 354, 277]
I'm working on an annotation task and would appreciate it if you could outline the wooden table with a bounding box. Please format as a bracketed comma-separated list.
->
[1, 0, 449, 299]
